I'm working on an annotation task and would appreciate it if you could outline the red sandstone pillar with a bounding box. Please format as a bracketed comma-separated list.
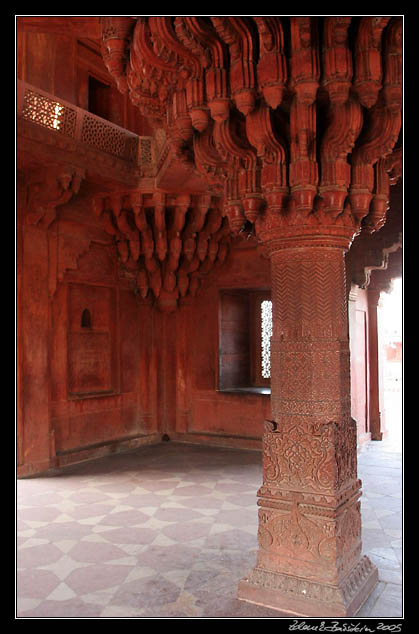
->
[238, 231, 378, 617]
[367, 288, 386, 441]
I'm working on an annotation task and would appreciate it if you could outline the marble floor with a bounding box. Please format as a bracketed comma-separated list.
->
[16, 396, 402, 619]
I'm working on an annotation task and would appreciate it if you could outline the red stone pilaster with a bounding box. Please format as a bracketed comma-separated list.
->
[17, 166, 83, 477]
[367, 288, 386, 441]
[18, 219, 52, 476]
[238, 229, 378, 617]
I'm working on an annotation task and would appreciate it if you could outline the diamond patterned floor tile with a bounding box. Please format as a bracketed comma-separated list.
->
[17, 437, 402, 618]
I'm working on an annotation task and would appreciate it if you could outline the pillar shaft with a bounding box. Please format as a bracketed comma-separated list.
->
[239, 242, 378, 617]
[367, 288, 385, 440]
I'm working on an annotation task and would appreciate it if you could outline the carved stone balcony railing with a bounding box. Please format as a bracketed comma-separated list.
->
[17, 80, 155, 182]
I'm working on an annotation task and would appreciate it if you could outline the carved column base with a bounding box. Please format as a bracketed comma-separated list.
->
[238, 555, 378, 617]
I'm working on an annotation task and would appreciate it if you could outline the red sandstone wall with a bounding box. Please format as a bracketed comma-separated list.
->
[171, 244, 377, 451]
[17, 183, 161, 476]
[16, 19, 393, 474]
[170, 243, 272, 449]
[16, 27, 161, 475]
[18, 202, 377, 475]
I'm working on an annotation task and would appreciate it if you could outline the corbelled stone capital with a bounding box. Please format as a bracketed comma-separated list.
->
[102, 17, 402, 242]
[256, 219, 357, 255]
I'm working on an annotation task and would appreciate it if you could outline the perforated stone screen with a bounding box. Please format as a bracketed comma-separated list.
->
[80, 114, 139, 161]
[261, 299, 272, 379]
[20, 89, 77, 137]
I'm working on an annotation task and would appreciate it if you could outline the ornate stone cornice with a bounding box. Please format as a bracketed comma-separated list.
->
[346, 176, 402, 288]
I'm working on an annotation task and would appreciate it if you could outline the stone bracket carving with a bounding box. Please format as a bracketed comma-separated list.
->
[92, 190, 231, 312]
[102, 17, 402, 242]
[25, 165, 84, 229]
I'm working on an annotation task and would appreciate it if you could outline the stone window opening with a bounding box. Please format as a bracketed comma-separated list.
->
[260, 299, 273, 380]
[218, 289, 271, 394]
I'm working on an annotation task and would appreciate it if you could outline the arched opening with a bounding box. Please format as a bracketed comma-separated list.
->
[81, 308, 92, 329]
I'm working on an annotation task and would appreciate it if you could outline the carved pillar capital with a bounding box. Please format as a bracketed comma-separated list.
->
[100, 17, 135, 94]
[256, 215, 357, 255]
[104, 17, 402, 246]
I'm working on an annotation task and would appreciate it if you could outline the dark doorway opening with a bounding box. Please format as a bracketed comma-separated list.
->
[88, 75, 111, 120]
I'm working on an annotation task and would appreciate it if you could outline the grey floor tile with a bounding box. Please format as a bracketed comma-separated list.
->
[17, 420, 403, 619]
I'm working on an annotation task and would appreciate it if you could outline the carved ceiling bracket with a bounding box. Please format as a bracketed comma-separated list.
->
[25, 164, 84, 229]
[91, 190, 231, 312]
[22, 164, 87, 298]
[350, 240, 402, 290]
[346, 171, 402, 290]
[368, 246, 402, 294]
[100, 17, 136, 94]
[101, 16, 402, 253]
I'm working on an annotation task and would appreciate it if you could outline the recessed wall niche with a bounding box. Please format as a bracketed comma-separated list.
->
[81, 308, 92, 328]
[67, 283, 118, 397]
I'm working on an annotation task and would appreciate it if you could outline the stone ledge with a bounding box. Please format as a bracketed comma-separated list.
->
[169, 431, 262, 452]
[217, 387, 271, 396]
[17, 433, 161, 478]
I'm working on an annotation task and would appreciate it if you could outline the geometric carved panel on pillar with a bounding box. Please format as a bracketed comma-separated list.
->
[67, 283, 118, 397]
